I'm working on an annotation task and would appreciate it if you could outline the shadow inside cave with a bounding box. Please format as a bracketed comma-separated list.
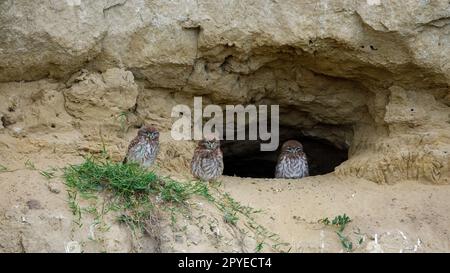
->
[221, 126, 349, 178]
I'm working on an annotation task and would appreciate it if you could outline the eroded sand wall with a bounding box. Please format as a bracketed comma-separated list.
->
[1, 0, 449, 184]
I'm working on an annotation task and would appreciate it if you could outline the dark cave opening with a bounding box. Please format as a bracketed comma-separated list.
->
[222, 126, 349, 178]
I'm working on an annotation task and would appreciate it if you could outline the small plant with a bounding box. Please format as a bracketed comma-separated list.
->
[332, 214, 352, 232]
[223, 211, 239, 226]
[158, 178, 191, 203]
[24, 159, 36, 170]
[319, 214, 353, 252]
[0, 164, 7, 172]
[188, 181, 215, 202]
[319, 214, 351, 231]
[67, 190, 82, 227]
[358, 237, 364, 245]
[255, 242, 265, 252]
[337, 232, 353, 252]
[40, 170, 56, 179]
[117, 111, 129, 136]
[207, 187, 289, 253]
[319, 217, 331, 225]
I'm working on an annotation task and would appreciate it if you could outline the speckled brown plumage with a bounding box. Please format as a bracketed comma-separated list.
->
[191, 136, 224, 182]
[275, 140, 309, 179]
[123, 125, 160, 169]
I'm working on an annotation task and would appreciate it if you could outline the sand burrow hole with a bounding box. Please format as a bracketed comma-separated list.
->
[221, 124, 350, 178]
[176, 50, 371, 179]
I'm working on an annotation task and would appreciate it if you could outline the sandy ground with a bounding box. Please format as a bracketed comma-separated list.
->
[222, 175, 450, 252]
[1, 147, 449, 253]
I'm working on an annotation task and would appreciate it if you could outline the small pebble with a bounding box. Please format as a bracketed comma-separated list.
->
[47, 183, 61, 194]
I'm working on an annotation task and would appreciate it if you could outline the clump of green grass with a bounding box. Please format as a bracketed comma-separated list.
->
[319, 214, 353, 252]
[63, 156, 213, 232]
[158, 178, 192, 203]
[64, 158, 157, 196]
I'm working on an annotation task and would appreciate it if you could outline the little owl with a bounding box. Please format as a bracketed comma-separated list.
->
[123, 125, 160, 169]
[191, 135, 224, 182]
[275, 140, 309, 179]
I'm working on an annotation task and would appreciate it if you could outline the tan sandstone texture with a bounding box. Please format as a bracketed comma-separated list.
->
[0, 0, 449, 252]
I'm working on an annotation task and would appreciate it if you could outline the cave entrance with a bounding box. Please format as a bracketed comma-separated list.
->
[221, 126, 349, 178]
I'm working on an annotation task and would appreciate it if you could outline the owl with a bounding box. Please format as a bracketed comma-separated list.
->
[191, 135, 224, 182]
[275, 140, 309, 179]
[123, 125, 160, 169]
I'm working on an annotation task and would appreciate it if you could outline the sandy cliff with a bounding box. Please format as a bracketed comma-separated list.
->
[0, 0, 449, 252]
